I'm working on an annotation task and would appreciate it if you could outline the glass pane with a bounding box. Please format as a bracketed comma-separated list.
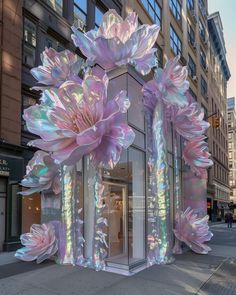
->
[24, 18, 36, 47]
[95, 6, 104, 28]
[128, 75, 145, 131]
[45, 0, 63, 15]
[103, 182, 127, 261]
[11, 184, 21, 237]
[133, 129, 145, 149]
[23, 44, 35, 67]
[22, 194, 41, 233]
[74, 5, 87, 23]
[74, 0, 87, 13]
[128, 148, 145, 265]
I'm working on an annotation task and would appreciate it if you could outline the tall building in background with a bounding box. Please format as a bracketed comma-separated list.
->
[207, 12, 231, 220]
[0, 0, 231, 252]
[227, 97, 236, 204]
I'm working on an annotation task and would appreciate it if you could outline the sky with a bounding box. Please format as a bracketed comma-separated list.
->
[208, 0, 236, 98]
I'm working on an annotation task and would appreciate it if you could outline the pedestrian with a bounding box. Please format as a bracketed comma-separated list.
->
[225, 211, 233, 229]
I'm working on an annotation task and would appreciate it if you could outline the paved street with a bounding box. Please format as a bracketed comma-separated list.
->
[0, 223, 235, 295]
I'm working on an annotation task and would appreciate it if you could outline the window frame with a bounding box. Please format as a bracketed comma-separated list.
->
[23, 16, 37, 68]
[187, 0, 194, 11]
[141, 0, 162, 28]
[200, 76, 208, 98]
[188, 54, 196, 78]
[170, 25, 182, 56]
[200, 46, 207, 69]
[169, 0, 182, 22]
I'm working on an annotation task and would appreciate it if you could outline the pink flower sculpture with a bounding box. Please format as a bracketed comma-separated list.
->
[183, 140, 213, 177]
[15, 223, 58, 263]
[143, 56, 189, 110]
[173, 207, 213, 254]
[20, 151, 61, 195]
[172, 103, 210, 141]
[31, 48, 83, 89]
[71, 10, 159, 75]
[24, 67, 135, 167]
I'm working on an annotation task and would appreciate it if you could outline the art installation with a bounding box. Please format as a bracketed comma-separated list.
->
[15, 9, 213, 273]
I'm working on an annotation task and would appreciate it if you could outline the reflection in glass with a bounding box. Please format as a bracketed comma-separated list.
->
[128, 148, 146, 264]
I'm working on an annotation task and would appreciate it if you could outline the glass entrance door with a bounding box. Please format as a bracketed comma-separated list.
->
[103, 181, 128, 264]
[0, 178, 7, 251]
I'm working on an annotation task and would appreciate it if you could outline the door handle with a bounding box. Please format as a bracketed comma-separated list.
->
[0, 212, 4, 215]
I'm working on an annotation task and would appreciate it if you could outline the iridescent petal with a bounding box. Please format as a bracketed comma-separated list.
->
[173, 207, 213, 254]
[15, 223, 58, 263]
[71, 10, 160, 75]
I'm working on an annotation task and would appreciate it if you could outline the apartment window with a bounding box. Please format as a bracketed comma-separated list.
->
[169, 0, 181, 21]
[156, 44, 163, 68]
[228, 133, 232, 139]
[45, 36, 64, 51]
[95, 5, 106, 29]
[201, 76, 207, 98]
[187, 22, 195, 46]
[23, 17, 37, 67]
[170, 26, 182, 55]
[188, 55, 196, 78]
[228, 113, 232, 121]
[189, 88, 197, 101]
[200, 47, 206, 69]
[187, 0, 194, 11]
[22, 94, 38, 132]
[141, 0, 162, 28]
[74, 0, 87, 23]
[44, 0, 63, 15]
[199, 19, 206, 41]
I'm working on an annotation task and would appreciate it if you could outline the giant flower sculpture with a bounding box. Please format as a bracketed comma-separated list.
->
[183, 140, 213, 177]
[24, 66, 135, 167]
[15, 223, 58, 263]
[20, 151, 61, 195]
[172, 102, 210, 141]
[143, 56, 189, 110]
[71, 10, 159, 75]
[31, 48, 83, 89]
[173, 207, 213, 254]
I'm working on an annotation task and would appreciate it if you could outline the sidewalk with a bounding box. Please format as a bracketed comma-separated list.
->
[0, 224, 235, 295]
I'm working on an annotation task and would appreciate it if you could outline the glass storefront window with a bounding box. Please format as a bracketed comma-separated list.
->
[128, 148, 146, 265]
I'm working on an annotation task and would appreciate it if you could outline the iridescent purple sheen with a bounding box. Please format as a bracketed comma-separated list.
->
[173, 207, 213, 254]
[25, 67, 135, 168]
[20, 151, 61, 195]
[31, 48, 83, 89]
[15, 223, 58, 263]
[172, 102, 210, 141]
[183, 140, 213, 177]
[71, 10, 159, 75]
[143, 56, 189, 110]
